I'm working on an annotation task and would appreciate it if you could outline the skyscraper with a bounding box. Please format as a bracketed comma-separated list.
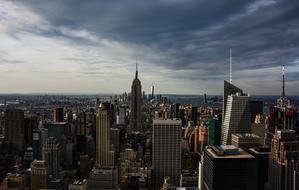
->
[5, 109, 25, 153]
[152, 119, 181, 188]
[268, 66, 298, 132]
[24, 116, 38, 147]
[130, 63, 142, 132]
[267, 130, 299, 190]
[222, 80, 243, 124]
[88, 108, 119, 190]
[265, 66, 299, 146]
[208, 115, 222, 146]
[202, 145, 256, 190]
[32, 127, 48, 160]
[250, 100, 263, 123]
[43, 137, 61, 178]
[96, 103, 115, 167]
[191, 106, 198, 125]
[151, 84, 155, 99]
[53, 107, 64, 122]
[248, 146, 270, 190]
[31, 160, 48, 190]
[76, 111, 87, 135]
[221, 93, 251, 145]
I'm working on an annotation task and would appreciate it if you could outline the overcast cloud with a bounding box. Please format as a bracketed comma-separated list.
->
[0, 0, 299, 95]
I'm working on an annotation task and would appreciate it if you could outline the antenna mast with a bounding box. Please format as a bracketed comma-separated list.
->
[230, 48, 232, 84]
[282, 65, 285, 98]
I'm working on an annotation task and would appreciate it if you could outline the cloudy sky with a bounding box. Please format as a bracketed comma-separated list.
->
[0, 0, 299, 95]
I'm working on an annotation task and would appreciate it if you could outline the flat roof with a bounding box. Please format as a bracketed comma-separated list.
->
[207, 147, 254, 159]
[153, 119, 181, 125]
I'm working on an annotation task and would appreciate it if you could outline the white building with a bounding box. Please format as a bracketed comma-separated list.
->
[221, 93, 251, 145]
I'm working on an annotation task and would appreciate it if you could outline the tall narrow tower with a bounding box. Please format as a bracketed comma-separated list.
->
[43, 137, 61, 178]
[130, 62, 142, 132]
[151, 84, 155, 99]
[96, 103, 114, 167]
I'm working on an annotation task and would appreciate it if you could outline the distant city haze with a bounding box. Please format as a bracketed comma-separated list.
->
[0, 0, 299, 95]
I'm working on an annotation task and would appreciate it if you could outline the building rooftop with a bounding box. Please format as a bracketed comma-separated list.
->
[233, 133, 260, 139]
[207, 146, 254, 159]
[153, 119, 181, 125]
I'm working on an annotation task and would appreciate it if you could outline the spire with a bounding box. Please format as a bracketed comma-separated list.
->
[282, 65, 285, 98]
[230, 48, 232, 84]
[135, 61, 138, 79]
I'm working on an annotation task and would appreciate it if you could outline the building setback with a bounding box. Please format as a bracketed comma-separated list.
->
[130, 64, 142, 132]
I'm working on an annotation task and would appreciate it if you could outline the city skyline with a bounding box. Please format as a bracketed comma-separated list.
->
[1, 0, 299, 95]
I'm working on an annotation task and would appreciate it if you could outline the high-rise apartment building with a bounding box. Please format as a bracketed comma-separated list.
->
[130, 64, 142, 132]
[221, 93, 251, 145]
[43, 137, 61, 178]
[152, 119, 181, 188]
[4, 109, 25, 153]
[30, 160, 48, 190]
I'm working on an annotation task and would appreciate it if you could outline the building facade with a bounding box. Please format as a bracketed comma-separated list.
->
[130, 65, 142, 132]
[43, 137, 61, 178]
[221, 93, 251, 145]
[152, 119, 182, 188]
[5, 109, 25, 153]
[31, 160, 48, 190]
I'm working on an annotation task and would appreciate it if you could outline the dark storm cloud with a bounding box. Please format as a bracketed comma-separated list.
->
[10, 0, 299, 83]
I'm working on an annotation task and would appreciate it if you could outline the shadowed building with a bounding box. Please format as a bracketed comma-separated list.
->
[5, 109, 25, 153]
[43, 137, 61, 178]
[208, 115, 222, 146]
[152, 119, 181, 188]
[203, 145, 256, 190]
[250, 100, 263, 123]
[267, 130, 299, 190]
[248, 146, 270, 190]
[231, 133, 261, 151]
[31, 160, 48, 190]
[53, 107, 64, 122]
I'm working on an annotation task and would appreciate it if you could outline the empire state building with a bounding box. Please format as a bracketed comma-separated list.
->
[130, 64, 142, 132]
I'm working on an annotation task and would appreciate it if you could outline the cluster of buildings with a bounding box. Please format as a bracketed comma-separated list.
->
[0, 66, 298, 190]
